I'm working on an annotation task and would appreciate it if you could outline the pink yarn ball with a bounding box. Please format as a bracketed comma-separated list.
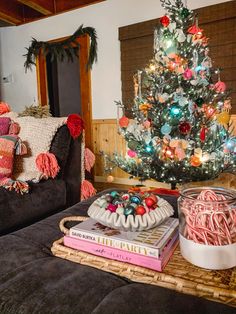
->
[143, 120, 151, 128]
[127, 150, 137, 158]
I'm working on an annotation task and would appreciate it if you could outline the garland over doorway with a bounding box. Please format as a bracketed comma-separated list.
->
[24, 25, 98, 71]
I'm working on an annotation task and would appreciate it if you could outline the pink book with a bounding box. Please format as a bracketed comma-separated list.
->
[63, 232, 179, 272]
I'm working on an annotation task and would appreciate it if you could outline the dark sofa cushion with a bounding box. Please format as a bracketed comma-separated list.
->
[0, 190, 233, 314]
[0, 179, 66, 236]
[49, 125, 72, 179]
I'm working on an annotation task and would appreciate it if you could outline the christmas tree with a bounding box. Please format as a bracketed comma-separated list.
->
[105, 0, 236, 189]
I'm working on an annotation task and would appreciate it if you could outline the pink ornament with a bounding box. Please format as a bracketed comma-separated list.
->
[183, 68, 193, 80]
[127, 150, 137, 158]
[143, 120, 151, 128]
[214, 81, 226, 93]
[106, 204, 117, 212]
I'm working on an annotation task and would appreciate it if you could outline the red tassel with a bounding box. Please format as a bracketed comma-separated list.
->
[81, 180, 97, 200]
[36, 152, 60, 178]
[84, 148, 95, 172]
[67, 114, 84, 139]
[0, 102, 10, 115]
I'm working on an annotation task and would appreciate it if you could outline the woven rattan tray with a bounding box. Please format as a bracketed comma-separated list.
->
[51, 216, 236, 308]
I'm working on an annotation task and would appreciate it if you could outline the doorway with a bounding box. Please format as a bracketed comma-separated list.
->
[36, 34, 93, 149]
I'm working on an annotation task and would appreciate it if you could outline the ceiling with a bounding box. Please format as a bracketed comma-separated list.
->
[0, 0, 105, 27]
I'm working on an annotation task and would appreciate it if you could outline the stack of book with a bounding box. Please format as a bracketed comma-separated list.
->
[63, 217, 179, 272]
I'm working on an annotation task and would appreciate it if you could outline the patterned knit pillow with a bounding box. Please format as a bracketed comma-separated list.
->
[0, 135, 28, 193]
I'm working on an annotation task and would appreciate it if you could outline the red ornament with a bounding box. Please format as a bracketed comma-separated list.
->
[160, 15, 170, 27]
[135, 205, 146, 215]
[179, 121, 191, 135]
[119, 116, 129, 128]
[200, 126, 207, 142]
[190, 155, 202, 167]
[149, 194, 158, 204]
[188, 25, 203, 35]
[67, 114, 84, 139]
[145, 197, 155, 207]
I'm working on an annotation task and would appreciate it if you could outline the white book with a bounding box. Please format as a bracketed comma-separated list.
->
[69, 217, 179, 258]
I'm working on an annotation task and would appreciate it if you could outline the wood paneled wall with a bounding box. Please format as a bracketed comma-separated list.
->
[92, 119, 129, 180]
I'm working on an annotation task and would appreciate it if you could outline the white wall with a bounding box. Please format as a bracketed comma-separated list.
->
[0, 0, 232, 118]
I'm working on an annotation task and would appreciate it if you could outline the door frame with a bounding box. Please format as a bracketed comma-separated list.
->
[36, 34, 93, 150]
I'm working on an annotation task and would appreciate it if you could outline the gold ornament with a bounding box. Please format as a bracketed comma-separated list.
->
[107, 175, 114, 183]
[217, 112, 230, 125]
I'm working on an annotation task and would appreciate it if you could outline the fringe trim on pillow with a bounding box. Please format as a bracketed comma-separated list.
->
[36, 152, 60, 178]
[81, 180, 96, 200]
[15, 139, 27, 155]
[84, 148, 95, 172]
[0, 178, 29, 194]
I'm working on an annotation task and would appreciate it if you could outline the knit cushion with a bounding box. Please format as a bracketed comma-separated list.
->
[0, 135, 18, 179]
[13, 116, 67, 182]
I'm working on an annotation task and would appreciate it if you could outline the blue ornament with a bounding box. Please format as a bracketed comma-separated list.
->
[226, 138, 236, 151]
[145, 145, 154, 153]
[124, 206, 135, 216]
[170, 106, 182, 119]
[161, 123, 172, 135]
[130, 195, 142, 204]
[195, 65, 205, 72]
[110, 191, 119, 198]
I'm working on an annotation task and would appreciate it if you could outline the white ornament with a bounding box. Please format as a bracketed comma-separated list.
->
[168, 22, 176, 32]
[190, 79, 198, 86]
[187, 34, 192, 43]
[176, 29, 186, 43]
[116, 207, 124, 215]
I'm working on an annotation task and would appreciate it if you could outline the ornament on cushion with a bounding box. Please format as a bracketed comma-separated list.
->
[35, 152, 60, 179]
[67, 114, 84, 139]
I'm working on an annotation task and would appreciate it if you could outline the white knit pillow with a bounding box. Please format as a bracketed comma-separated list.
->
[12, 116, 66, 182]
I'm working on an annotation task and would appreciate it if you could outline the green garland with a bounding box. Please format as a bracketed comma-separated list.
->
[24, 25, 98, 71]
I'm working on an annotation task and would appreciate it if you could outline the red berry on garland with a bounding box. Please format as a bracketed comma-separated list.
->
[145, 197, 155, 207]
[179, 121, 191, 135]
[160, 15, 170, 27]
[135, 205, 146, 216]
